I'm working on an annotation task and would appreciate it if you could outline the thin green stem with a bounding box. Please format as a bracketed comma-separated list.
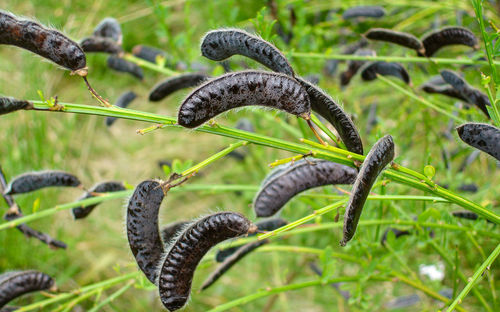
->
[122, 53, 179, 76]
[309, 113, 343, 147]
[88, 282, 133, 312]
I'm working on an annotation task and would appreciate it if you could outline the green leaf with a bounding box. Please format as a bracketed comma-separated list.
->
[423, 165, 436, 179]
[162, 164, 171, 177]
[418, 207, 440, 222]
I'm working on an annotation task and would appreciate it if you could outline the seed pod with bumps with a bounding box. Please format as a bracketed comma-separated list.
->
[80, 36, 122, 54]
[92, 17, 122, 43]
[4, 170, 81, 195]
[149, 73, 210, 102]
[0, 270, 55, 308]
[0, 97, 32, 116]
[456, 123, 500, 161]
[360, 62, 411, 85]
[364, 28, 424, 54]
[420, 27, 479, 57]
[342, 6, 386, 20]
[71, 181, 126, 219]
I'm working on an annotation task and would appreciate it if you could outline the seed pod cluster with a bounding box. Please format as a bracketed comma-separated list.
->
[71, 181, 126, 219]
[106, 91, 137, 126]
[149, 73, 210, 102]
[342, 6, 386, 20]
[341, 135, 395, 246]
[0, 97, 33, 116]
[4, 170, 81, 195]
[364, 28, 425, 54]
[456, 123, 500, 161]
[0, 270, 55, 308]
[254, 159, 358, 217]
[420, 27, 479, 57]
[107, 55, 144, 80]
[360, 62, 411, 85]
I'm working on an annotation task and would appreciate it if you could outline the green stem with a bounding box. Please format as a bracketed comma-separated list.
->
[309, 113, 343, 147]
[88, 282, 133, 312]
[122, 53, 179, 76]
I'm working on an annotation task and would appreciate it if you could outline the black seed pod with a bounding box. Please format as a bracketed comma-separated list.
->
[364, 28, 424, 54]
[452, 211, 478, 221]
[149, 73, 210, 102]
[340, 49, 376, 87]
[296, 77, 364, 154]
[4, 170, 81, 195]
[106, 91, 137, 127]
[92, 17, 122, 43]
[126, 180, 165, 284]
[158, 212, 256, 311]
[421, 80, 468, 102]
[71, 181, 126, 219]
[132, 45, 168, 64]
[361, 62, 411, 85]
[254, 159, 358, 217]
[0, 11, 86, 72]
[107, 56, 144, 80]
[177, 70, 311, 128]
[200, 29, 294, 76]
[0, 270, 54, 308]
[380, 228, 411, 245]
[161, 221, 190, 245]
[456, 123, 500, 161]
[341, 135, 395, 246]
[342, 6, 386, 19]
[420, 27, 479, 57]
[0, 97, 32, 115]
[80, 36, 122, 54]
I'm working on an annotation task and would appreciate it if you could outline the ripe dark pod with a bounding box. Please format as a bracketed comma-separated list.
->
[71, 181, 126, 219]
[177, 70, 311, 128]
[158, 212, 256, 311]
[92, 17, 122, 43]
[360, 62, 411, 85]
[456, 123, 500, 161]
[341, 135, 395, 246]
[364, 28, 424, 54]
[200, 29, 294, 76]
[126, 180, 165, 284]
[132, 45, 169, 64]
[254, 159, 358, 217]
[420, 27, 479, 57]
[452, 211, 478, 221]
[4, 170, 81, 195]
[106, 91, 137, 127]
[161, 221, 190, 245]
[149, 73, 209, 102]
[380, 228, 411, 245]
[296, 77, 364, 154]
[107, 56, 144, 80]
[340, 49, 376, 87]
[80, 36, 122, 54]
[342, 6, 386, 19]
[420, 80, 468, 102]
[0, 270, 55, 308]
[0, 97, 32, 116]
[0, 11, 86, 72]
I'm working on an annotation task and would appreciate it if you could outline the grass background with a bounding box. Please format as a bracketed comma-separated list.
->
[0, 0, 499, 311]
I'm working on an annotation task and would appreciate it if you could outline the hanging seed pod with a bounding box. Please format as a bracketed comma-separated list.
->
[0, 97, 33, 115]
[0, 11, 86, 73]
[92, 17, 122, 43]
[456, 123, 500, 161]
[0, 270, 55, 308]
[107, 56, 144, 80]
[296, 77, 364, 154]
[132, 45, 168, 64]
[364, 28, 425, 54]
[420, 27, 479, 57]
[158, 212, 257, 311]
[161, 221, 190, 245]
[71, 181, 126, 219]
[106, 91, 137, 127]
[380, 228, 411, 245]
[254, 159, 357, 217]
[324, 39, 368, 77]
[80, 36, 122, 54]
[340, 49, 376, 87]
[360, 62, 411, 85]
[177, 70, 310, 128]
[341, 135, 394, 246]
[342, 6, 386, 20]
[4, 170, 81, 195]
[149, 73, 210, 102]
[200, 29, 294, 76]
[126, 180, 165, 284]
[420, 78, 468, 102]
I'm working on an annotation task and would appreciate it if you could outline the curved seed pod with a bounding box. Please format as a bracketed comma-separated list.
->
[215, 218, 287, 262]
[93, 17, 122, 43]
[380, 228, 411, 245]
[456, 123, 500, 161]
[149, 73, 210, 102]
[457, 183, 478, 193]
[421, 84, 468, 102]
[0, 11, 86, 72]
[325, 39, 368, 77]
[71, 181, 126, 219]
[126, 180, 165, 284]
[177, 70, 310, 128]
[132, 45, 168, 64]
[80, 36, 122, 54]
[158, 212, 256, 311]
[0, 97, 32, 115]
[296, 77, 364, 154]
[161, 221, 190, 245]
[0, 270, 55, 308]
[107, 56, 144, 80]
[200, 29, 294, 76]
[441, 70, 490, 117]
[4, 170, 81, 195]
[254, 159, 358, 217]
[452, 211, 478, 221]
[360, 62, 411, 85]
[341, 135, 395, 246]
[420, 27, 479, 57]
[342, 6, 386, 20]
[106, 91, 137, 127]
[364, 28, 424, 54]
[340, 49, 376, 87]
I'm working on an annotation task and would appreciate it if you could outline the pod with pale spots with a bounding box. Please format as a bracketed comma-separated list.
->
[107, 56, 144, 80]
[200, 29, 294, 76]
[296, 77, 363, 154]
[93, 17, 122, 43]
[456, 123, 500, 161]
[361, 62, 411, 85]
[158, 212, 256, 311]
[342, 6, 386, 20]
[0, 97, 32, 116]
[106, 91, 137, 127]
[71, 181, 125, 219]
[149, 73, 210, 102]
[364, 28, 424, 54]
[177, 70, 311, 128]
[0, 270, 55, 308]
[4, 170, 81, 195]
[254, 159, 358, 217]
[126, 180, 165, 284]
[341, 135, 394, 246]
[80, 36, 122, 54]
[420, 27, 479, 57]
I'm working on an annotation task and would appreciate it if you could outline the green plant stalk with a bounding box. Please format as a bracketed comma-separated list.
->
[88, 282, 133, 312]
[309, 113, 343, 147]
[446, 243, 500, 312]
[122, 53, 179, 76]
[58, 288, 101, 312]
[384, 243, 419, 281]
